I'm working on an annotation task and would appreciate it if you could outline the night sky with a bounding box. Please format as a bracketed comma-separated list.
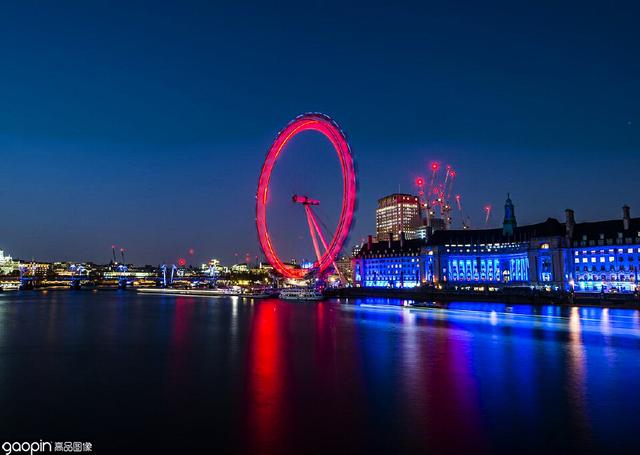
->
[1, 1, 638, 265]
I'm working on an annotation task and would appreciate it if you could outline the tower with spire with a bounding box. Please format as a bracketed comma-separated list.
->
[503, 193, 517, 236]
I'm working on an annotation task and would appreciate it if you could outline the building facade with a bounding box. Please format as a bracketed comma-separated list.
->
[0, 250, 19, 275]
[353, 235, 426, 288]
[376, 194, 421, 241]
[567, 206, 640, 293]
[427, 217, 565, 288]
[355, 197, 640, 295]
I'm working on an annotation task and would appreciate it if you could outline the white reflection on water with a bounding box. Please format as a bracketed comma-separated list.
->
[353, 302, 640, 339]
[490, 310, 498, 326]
[567, 306, 592, 445]
[601, 308, 611, 337]
[399, 307, 422, 426]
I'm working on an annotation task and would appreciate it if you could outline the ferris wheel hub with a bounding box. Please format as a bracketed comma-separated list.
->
[292, 195, 320, 206]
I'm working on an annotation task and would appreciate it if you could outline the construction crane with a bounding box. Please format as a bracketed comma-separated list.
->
[484, 204, 492, 227]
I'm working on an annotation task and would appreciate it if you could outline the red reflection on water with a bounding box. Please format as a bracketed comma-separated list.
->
[244, 300, 288, 452]
[166, 297, 194, 399]
[171, 297, 191, 347]
[314, 302, 336, 365]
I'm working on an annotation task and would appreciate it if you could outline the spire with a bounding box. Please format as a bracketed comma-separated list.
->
[503, 193, 517, 236]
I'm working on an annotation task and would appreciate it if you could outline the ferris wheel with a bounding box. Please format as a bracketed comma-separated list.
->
[256, 113, 357, 279]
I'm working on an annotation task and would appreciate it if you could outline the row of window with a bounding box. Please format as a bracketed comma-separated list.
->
[574, 248, 640, 255]
[575, 255, 638, 264]
[576, 265, 637, 272]
[443, 257, 530, 283]
[576, 273, 635, 282]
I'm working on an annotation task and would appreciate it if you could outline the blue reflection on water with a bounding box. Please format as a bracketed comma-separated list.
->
[347, 298, 640, 452]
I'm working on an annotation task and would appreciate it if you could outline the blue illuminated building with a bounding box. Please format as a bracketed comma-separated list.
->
[353, 235, 426, 288]
[424, 209, 564, 288]
[353, 198, 640, 295]
[566, 206, 640, 293]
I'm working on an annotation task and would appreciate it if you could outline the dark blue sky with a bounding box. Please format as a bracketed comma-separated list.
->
[1, 1, 638, 265]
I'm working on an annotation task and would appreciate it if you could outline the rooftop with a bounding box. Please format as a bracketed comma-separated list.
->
[427, 218, 565, 246]
[356, 237, 425, 257]
[572, 217, 640, 240]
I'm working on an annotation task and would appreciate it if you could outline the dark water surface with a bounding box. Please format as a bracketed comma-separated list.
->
[0, 291, 639, 454]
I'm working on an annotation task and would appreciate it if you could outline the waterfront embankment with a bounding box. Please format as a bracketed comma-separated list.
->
[328, 286, 640, 309]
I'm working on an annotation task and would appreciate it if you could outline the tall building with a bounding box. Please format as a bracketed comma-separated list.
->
[376, 194, 421, 240]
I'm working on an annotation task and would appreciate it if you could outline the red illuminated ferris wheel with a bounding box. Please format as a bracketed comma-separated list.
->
[256, 113, 357, 279]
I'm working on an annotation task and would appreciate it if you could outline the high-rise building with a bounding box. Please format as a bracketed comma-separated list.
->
[376, 194, 421, 240]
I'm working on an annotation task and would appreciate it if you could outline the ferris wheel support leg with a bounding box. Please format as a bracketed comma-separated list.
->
[304, 205, 323, 263]
[307, 207, 347, 284]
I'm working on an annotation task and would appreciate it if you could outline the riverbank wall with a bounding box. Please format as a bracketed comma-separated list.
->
[328, 287, 640, 308]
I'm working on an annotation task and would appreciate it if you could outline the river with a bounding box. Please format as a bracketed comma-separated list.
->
[0, 290, 638, 453]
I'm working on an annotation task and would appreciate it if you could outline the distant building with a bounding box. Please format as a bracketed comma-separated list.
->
[334, 255, 354, 284]
[0, 250, 12, 264]
[201, 259, 222, 276]
[231, 263, 249, 273]
[0, 250, 19, 275]
[355, 196, 640, 294]
[376, 193, 421, 241]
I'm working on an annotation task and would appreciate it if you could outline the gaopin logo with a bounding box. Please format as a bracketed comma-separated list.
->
[1, 441, 52, 455]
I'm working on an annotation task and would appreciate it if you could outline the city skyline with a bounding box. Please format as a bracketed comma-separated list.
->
[1, 1, 638, 265]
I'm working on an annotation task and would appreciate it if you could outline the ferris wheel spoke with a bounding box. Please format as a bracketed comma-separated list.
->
[307, 207, 347, 283]
[304, 204, 323, 263]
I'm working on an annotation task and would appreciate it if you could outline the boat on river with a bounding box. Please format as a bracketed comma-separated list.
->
[241, 288, 278, 299]
[279, 287, 323, 301]
[137, 287, 239, 296]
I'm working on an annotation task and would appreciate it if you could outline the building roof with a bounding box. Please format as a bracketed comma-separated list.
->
[572, 217, 640, 240]
[427, 218, 565, 246]
[377, 193, 419, 206]
[357, 212, 640, 256]
[355, 237, 425, 258]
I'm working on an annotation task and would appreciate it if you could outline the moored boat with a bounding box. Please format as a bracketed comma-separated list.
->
[279, 287, 323, 301]
[241, 288, 278, 298]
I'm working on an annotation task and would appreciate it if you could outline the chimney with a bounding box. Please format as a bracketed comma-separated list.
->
[565, 209, 575, 239]
[400, 231, 405, 248]
[623, 205, 631, 231]
[367, 235, 373, 251]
